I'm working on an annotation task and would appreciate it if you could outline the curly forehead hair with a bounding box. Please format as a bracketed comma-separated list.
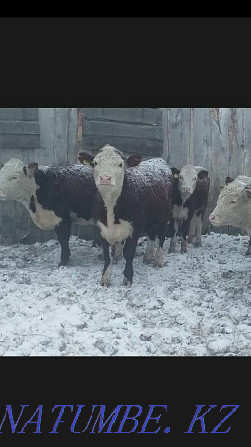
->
[99, 145, 125, 159]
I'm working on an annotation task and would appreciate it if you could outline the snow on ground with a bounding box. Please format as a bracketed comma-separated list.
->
[0, 232, 251, 356]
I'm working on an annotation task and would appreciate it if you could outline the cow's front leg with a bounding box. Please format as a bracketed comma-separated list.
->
[101, 238, 112, 287]
[123, 237, 138, 286]
[55, 219, 71, 266]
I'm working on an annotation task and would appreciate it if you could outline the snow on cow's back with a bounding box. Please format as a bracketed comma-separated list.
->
[125, 158, 172, 189]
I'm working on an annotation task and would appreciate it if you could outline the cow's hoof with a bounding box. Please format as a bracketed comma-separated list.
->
[180, 249, 187, 254]
[143, 257, 152, 265]
[245, 251, 251, 256]
[168, 247, 176, 254]
[101, 277, 110, 287]
[194, 241, 202, 247]
[187, 237, 193, 244]
[123, 277, 132, 287]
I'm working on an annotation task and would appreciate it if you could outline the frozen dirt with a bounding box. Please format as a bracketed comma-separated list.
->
[0, 232, 251, 356]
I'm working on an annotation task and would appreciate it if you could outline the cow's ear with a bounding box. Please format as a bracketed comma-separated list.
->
[126, 154, 142, 168]
[245, 185, 251, 199]
[219, 185, 225, 191]
[0, 163, 4, 170]
[26, 162, 38, 177]
[198, 169, 209, 180]
[78, 152, 94, 166]
[225, 176, 234, 185]
[171, 167, 180, 179]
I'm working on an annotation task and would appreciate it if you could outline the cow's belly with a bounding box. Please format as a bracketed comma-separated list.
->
[70, 211, 95, 226]
[97, 219, 133, 246]
[172, 204, 189, 220]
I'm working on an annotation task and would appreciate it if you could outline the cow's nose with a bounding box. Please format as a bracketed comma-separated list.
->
[209, 214, 215, 221]
[100, 175, 112, 185]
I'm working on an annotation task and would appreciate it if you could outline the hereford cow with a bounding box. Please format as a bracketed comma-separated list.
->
[209, 175, 251, 255]
[85, 145, 173, 286]
[168, 164, 210, 253]
[0, 158, 97, 266]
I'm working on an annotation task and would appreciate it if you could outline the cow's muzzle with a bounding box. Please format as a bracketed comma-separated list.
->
[99, 175, 112, 186]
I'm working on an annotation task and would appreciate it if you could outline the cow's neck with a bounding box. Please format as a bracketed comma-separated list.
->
[19, 179, 37, 211]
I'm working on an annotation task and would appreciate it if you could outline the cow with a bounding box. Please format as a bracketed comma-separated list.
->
[209, 174, 251, 256]
[168, 164, 210, 254]
[85, 145, 173, 286]
[0, 158, 97, 266]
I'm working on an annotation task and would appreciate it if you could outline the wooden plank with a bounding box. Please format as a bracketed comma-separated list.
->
[0, 108, 24, 120]
[52, 108, 69, 164]
[83, 119, 163, 141]
[83, 108, 162, 125]
[23, 108, 39, 121]
[0, 120, 40, 134]
[0, 134, 40, 148]
[0, 148, 18, 244]
[82, 134, 163, 157]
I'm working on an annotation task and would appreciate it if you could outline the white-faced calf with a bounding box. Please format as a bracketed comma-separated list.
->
[0, 158, 97, 266]
[168, 164, 210, 253]
[209, 175, 251, 255]
[86, 145, 173, 286]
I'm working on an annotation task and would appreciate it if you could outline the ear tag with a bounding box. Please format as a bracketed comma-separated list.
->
[83, 160, 90, 166]
[174, 173, 179, 179]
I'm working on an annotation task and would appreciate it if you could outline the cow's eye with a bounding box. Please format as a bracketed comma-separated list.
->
[12, 175, 18, 180]
[230, 200, 236, 204]
[179, 175, 183, 179]
[193, 177, 197, 181]
[119, 163, 123, 168]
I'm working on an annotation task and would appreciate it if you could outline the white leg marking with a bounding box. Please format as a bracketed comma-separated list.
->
[143, 237, 155, 264]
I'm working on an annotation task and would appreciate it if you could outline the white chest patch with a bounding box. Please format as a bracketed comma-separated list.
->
[172, 205, 189, 220]
[97, 208, 133, 246]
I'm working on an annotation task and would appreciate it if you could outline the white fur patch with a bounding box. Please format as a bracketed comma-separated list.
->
[98, 219, 133, 246]
[172, 205, 189, 220]
[28, 197, 62, 230]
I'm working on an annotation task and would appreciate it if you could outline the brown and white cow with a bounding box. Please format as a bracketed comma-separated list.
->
[209, 175, 251, 255]
[0, 158, 97, 266]
[86, 145, 173, 286]
[168, 164, 210, 253]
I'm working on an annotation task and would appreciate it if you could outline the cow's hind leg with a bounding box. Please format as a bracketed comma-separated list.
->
[245, 235, 251, 256]
[168, 218, 178, 253]
[123, 237, 138, 286]
[154, 224, 166, 267]
[187, 214, 196, 244]
[143, 236, 156, 264]
[101, 238, 112, 286]
[55, 219, 71, 266]
[194, 214, 203, 247]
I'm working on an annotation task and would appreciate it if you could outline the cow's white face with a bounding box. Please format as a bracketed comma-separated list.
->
[209, 181, 250, 229]
[92, 146, 126, 197]
[0, 158, 35, 202]
[178, 165, 201, 200]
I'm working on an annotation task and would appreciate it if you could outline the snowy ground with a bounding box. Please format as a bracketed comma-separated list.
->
[0, 232, 251, 356]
